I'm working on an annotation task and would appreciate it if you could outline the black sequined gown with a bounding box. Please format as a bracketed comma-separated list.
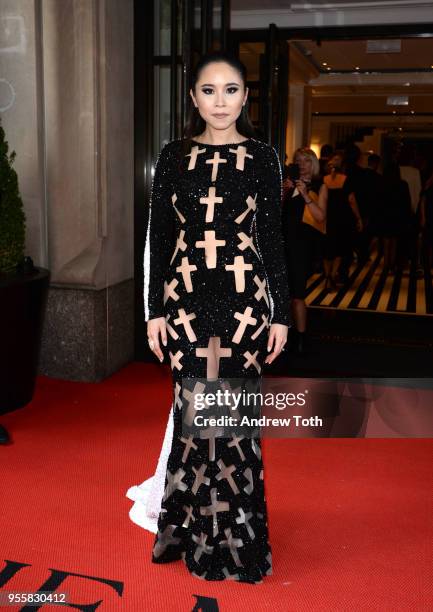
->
[143, 137, 290, 583]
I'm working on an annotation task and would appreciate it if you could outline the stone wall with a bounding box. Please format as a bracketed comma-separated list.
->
[0, 0, 134, 381]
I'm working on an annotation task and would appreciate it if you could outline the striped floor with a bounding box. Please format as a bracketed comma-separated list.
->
[306, 250, 433, 316]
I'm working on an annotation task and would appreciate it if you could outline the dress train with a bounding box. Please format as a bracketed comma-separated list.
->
[126, 404, 173, 533]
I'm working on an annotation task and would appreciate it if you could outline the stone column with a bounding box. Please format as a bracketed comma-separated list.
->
[0, 0, 134, 381]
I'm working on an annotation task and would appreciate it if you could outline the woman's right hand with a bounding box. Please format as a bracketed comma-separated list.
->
[147, 317, 167, 363]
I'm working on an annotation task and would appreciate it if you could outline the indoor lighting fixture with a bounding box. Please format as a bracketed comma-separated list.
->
[322, 62, 328, 66]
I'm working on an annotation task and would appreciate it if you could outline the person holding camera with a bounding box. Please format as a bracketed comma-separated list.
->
[282, 147, 327, 353]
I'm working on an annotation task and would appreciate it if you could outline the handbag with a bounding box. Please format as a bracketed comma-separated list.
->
[302, 189, 326, 235]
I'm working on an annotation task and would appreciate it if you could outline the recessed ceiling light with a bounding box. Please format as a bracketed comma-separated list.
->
[322, 62, 327, 66]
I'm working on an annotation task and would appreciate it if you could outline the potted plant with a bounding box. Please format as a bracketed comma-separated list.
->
[0, 118, 50, 414]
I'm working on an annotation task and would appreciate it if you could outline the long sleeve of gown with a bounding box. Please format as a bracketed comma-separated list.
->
[254, 144, 291, 326]
[143, 142, 176, 322]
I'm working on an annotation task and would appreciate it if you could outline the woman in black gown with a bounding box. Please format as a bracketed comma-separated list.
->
[144, 51, 290, 583]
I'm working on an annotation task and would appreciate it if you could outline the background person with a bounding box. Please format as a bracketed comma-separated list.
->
[282, 147, 327, 352]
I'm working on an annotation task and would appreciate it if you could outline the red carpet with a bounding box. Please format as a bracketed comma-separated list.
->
[0, 362, 431, 611]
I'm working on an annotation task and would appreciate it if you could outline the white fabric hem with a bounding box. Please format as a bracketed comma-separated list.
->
[125, 403, 174, 534]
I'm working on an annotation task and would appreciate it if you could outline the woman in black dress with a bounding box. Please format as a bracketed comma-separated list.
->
[378, 163, 412, 271]
[323, 154, 362, 290]
[282, 147, 327, 351]
[143, 51, 290, 583]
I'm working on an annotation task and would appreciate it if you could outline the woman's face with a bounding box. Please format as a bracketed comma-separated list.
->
[329, 155, 342, 171]
[190, 62, 248, 133]
[295, 153, 312, 178]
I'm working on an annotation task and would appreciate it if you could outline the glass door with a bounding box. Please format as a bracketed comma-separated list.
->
[231, 23, 289, 165]
[153, 0, 231, 149]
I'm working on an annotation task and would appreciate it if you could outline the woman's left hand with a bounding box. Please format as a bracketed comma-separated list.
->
[295, 179, 308, 199]
[264, 323, 288, 365]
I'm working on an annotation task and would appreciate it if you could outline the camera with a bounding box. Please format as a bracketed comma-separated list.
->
[284, 163, 300, 182]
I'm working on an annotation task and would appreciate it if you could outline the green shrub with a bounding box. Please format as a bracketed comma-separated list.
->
[0, 118, 26, 274]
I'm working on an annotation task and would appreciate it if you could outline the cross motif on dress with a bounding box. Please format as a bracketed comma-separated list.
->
[163, 278, 180, 304]
[200, 186, 224, 222]
[228, 145, 253, 170]
[170, 229, 187, 265]
[243, 466, 254, 494]
[165, 314, 179, 340]
[243, 350, 261, 373]
[163, 467, 188, 501]
[186, 145, 206, 170]
[222, 567, 240, 580]
[227, 435, 246, 461]
[232, 306, 257, 343]
[235, 194, 257, 224]
[176, 256, 197, 292]
[253, 275, 270, 306]
[174, 381, 182, 410]
[180, 434, 198, 462]
[182, 380, 206, 426]
[220, 527, 244, 567]
[195, 230, 226, 268]
[265, 551, 273, 575]
[195, 336, 232, 378]
[153, 525, 181, 558]
[200, 487, 230, 537]
[235, 507, 255, 539]
[169, 349, 183, 370]
[251, 314, 269, 340]
[191, 463, 211, 494]
[236, 232, 259, 258]
[216, 459, 240, 494]
[191, 531, 214, 562]
[206, 151, 227, 181]
[225, 255, 253, 292]
[201, 430, 216, 462]
[171, 193, 185, 223]
[182, 504, 195, 528]
[173, 308, 197, 342]
[219, 382, 243, 421]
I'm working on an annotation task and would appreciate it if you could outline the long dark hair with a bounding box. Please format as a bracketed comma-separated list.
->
[176, 51, 257, 171]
